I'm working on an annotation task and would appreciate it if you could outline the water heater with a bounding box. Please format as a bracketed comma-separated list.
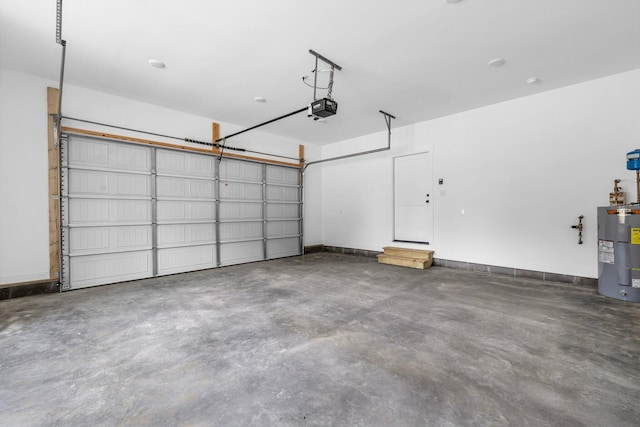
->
[597, 149, 640, 302]
[598, 206, 640, 301]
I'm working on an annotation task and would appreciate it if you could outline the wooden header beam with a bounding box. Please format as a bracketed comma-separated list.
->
[62, 126, 304, 169]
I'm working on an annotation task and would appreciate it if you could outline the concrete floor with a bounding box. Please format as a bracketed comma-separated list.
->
[1, 253, 639, 426]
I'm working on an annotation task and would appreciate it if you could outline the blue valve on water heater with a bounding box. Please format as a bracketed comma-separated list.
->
[626, 149, 640, 205]
[626, 149, 640, 170]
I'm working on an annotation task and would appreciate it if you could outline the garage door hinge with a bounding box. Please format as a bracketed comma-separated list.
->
[61, 283, 71, 291]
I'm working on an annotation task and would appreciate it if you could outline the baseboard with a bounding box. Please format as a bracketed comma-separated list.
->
[309, 245, 597, 287]
[303, 244, 324, 254]
[0, 279, 60, 300]
[320, 245, 381, 259]
[432, 258, 597, 287]
[2, 248, 596, 301]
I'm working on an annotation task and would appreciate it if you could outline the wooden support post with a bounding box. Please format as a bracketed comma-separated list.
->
[211, 122, 220, 155]
[47, 87, 60, 281]
[298, 144, 305, 168]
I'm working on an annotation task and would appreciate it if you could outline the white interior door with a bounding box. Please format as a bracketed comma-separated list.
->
[394, 152, 433, 244]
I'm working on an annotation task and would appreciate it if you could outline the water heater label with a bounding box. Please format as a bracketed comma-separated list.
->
[598, 240, 614, 264]
[633, 279, 640, 289]
[631, 228, 640, 245]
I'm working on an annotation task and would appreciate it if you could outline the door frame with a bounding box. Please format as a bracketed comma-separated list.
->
[392, 151, 434, 245]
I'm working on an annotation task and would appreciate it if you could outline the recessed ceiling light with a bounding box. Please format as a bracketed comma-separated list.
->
[148, 59, 166, 69]
[526, 77, 541, 84]
[488, 58, 506, 68]
[254, 96, 266, 103]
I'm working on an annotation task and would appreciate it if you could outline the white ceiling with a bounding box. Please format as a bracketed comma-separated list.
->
[1, 0, 639, 145]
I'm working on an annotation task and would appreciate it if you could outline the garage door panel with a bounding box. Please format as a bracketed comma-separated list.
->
[266, 203, 300, 220]
[68, 138, 151, 172]
[68, 226, 152, 255]
[62, 137, 303, 290]
[220, 241, 264, 266]
[156, 201, 216, 222]
[68, 199, 152, 225]
[188, 155, 215, 178]
[68, 169, 151, 198]
[219, 222, 263, 242]
[68, 250, 153, 289]
[156, 151, 215, 178]
[219, 181, 263, 201]
[156, 176, 215, 199]
[219, 159, 262, 182]
[266, 185, 299, 202]
[266, 221, 300, 238]
[266, 166, 299, 185]
[157, 223, 216, 248]
[157, 245, 217, 276]
[267, 237, 300, 259]
[219, 202, 262, 220]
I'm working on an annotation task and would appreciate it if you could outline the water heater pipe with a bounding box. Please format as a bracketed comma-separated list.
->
[636, 171, 639, 204]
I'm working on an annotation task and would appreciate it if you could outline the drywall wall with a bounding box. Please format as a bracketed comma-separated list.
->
[0, 69, 51, 284]
[0, 68, 320, 285]
[321, 69, 640, 278]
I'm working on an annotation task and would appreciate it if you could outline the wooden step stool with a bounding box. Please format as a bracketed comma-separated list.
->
[377, 246, 434, 270]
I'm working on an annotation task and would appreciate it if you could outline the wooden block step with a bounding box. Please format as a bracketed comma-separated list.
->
[377, 254, 433, 270]
[381, 246, 434, 260]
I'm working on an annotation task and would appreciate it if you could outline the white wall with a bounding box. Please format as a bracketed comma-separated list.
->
[0, 68, 321, 285]
[3, 67, 638, 284]
[321, 69, 640, 278]
[0, 69, 51, 284]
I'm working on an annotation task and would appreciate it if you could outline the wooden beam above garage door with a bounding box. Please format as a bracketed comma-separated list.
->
[61, 126, 304, 169]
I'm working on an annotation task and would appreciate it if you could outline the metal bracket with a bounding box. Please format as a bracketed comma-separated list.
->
[303, 110, 395, 172]
[308, 49, 342, 71]
[308, 50, 342, 101]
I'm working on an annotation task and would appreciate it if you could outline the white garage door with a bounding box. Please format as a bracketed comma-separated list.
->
[61, 134, 302, 290]
[265, 165, 302, 259]
[156, 149, 218, 276]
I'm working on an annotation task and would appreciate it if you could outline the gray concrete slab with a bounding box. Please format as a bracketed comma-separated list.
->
[1, 253, 639, 426]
